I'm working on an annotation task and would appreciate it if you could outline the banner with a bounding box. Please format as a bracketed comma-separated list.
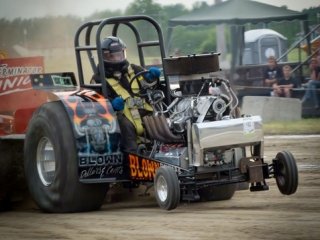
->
[0, 56, 44, 135]
[0, 56, 44, 96]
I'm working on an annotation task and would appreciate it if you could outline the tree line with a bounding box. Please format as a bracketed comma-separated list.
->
[0, 0, 319, 57]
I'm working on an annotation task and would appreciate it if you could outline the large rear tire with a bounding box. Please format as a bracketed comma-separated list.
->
[198, 184, 236, 201]
[24, 102, 108, 213]
[154, 166, 180, 210]
[0, 140, 26, 211]
[274, 151, 298, 195]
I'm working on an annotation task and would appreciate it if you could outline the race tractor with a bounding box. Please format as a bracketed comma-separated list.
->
[0, 16, 298, 212]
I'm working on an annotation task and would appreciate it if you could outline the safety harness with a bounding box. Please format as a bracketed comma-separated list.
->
[106, 65, 153, 135]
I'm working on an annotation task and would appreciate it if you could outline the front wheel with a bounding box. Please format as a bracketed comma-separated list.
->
[24, 102, 108, 213]
[274, 151, 298, 195]
[154, 166, 180, 210]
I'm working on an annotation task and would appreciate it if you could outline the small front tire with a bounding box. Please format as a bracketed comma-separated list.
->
[274, 151, 298, 195]
[154, 166, 180, 210]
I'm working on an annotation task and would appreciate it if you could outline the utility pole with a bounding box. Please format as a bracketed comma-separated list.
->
[215, 0, 229, 68]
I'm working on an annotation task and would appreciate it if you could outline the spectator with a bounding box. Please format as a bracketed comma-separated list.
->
[273, 65, 298, 98]
[315, 49, 320, 66]
[263, 56, 283, 88]
[301, 58, 320, 108]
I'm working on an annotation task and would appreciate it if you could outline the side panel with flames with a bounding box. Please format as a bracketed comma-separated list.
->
[60, 90, 128, 183]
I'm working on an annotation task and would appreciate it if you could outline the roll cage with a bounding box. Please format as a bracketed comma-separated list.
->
[74, 15, 170, 100]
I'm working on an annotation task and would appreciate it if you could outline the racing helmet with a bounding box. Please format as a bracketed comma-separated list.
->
[101, 36, 127, 66]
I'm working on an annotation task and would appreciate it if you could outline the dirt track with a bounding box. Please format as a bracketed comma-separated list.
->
[0, 135, 319, 240]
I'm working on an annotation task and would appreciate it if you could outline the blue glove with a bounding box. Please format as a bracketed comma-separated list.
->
[144, 67, 161, 83]
[149, 67, 161, 78]
[111, 97, 124, 111]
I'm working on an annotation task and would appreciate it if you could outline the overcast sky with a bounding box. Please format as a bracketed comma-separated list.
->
[0, 0, 319, 20]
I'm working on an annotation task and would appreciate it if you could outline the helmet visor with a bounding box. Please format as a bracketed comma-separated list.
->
[103, 49, 126, 63]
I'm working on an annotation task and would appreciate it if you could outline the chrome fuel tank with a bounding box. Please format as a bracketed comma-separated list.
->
[191, 116, 263, 166]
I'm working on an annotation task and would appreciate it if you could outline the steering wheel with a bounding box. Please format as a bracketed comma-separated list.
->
[129, 70, 159, 97]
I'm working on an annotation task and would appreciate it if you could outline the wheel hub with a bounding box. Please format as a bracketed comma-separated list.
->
[36, 137, 56, 186]
[156, 175, 168, 202]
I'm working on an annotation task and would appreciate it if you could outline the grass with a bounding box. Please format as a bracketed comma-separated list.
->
[287, 48, 308, 62]
[263, 118, 320, 135]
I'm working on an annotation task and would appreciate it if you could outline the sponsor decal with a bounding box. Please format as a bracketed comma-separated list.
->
[78, 153, 124, 180]
[243, 116, 255, 135]
[0, 75, 31, 94]
[79, 165, 124, 179]
[79, 153, 123, 166]
[129, 154, 160, 181]
[0, 56, 44, 96]
[63, 92, 123, 181]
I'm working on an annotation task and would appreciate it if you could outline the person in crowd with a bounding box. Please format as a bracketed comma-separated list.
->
[263, 56, 283, 88]
[301, 57, 320, 108]
[91, 36, 160, 152]
[273, 65, 298, 98]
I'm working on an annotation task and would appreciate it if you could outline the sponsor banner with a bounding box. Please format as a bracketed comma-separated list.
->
[0, 56, 45, 135]
[0, 56, 44, 96]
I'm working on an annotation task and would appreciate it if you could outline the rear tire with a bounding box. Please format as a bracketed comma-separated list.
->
[154, 166, 180, 210]
[0, 140, 26, 211]
[198, 184, 236, 201]
[24, 102, 108, 213]
[274, 151, 298, 195]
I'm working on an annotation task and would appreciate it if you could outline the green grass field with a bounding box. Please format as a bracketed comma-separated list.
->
[263, 118, 320, 135]
[287, 48, 308, 62]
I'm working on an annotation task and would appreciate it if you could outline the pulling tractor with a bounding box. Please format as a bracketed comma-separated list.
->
[0, 16, 298, 212]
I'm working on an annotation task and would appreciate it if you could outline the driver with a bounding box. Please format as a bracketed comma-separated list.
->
[91, 36, 160, 152]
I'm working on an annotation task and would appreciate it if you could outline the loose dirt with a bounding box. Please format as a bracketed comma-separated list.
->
[0, 135, 319, 240]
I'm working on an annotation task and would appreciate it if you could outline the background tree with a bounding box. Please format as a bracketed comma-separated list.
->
[0, 3, 318, 61]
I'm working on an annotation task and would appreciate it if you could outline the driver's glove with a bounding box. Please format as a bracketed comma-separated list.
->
[111, 96, 125, 111]
[144, 67, 161, 83]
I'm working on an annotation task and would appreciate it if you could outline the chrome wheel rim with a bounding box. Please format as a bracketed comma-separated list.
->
[156, 175, 168, 202]
[36, 137, 55, 186]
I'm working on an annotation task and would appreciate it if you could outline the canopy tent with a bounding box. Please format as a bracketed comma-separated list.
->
[166, 0, 309, 75]
[169, 0, 307, 26]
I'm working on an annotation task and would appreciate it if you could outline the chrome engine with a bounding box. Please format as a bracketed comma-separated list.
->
[167, 78, 239, 135]
[141, 54, 263, 169]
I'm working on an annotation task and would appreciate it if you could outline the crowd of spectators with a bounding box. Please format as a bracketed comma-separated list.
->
[261, 55, 320, 108]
